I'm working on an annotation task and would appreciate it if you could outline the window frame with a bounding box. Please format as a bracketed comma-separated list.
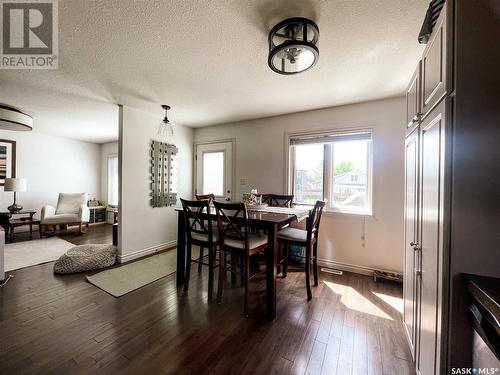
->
[284, 128, 374, 216]
[107, 153, 119, 207]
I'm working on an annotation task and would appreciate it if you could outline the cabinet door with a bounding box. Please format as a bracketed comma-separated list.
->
[403, 127, 419, 358]
[406, 61, 422, 135]
[421, 5, 448, 118]
[417, 101, 446, 375]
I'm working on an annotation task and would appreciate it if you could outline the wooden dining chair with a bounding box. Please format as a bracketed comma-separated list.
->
[277, 200, 325, 301]
[269, 194, 294, 208]
[195, 193, 216, 272]
[180, 198, 217, 300]
[213, 201, 268, 316]
[195, 193, 215, 203]
[256, 194, 271, 205]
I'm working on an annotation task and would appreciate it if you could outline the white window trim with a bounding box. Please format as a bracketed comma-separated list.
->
[284, 127, 374, 216]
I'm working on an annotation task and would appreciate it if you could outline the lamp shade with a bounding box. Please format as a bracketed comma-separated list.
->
[0, 104, 33, 131]
[4, 178, 27, 192]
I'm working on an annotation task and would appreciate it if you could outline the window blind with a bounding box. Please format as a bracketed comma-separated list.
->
[289, 130, 372, 146]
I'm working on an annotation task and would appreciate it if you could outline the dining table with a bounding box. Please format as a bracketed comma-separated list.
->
[175, 205, 311, 320]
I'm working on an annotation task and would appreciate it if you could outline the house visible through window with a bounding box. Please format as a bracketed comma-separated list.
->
[107, 154, 119, 206]
[290, 130, 372, 214]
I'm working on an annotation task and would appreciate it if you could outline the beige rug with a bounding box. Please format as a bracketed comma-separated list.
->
[4, 237, 75, 271]
[86, 250, 177, 297]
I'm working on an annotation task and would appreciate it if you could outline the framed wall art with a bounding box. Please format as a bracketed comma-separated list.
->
[0, 139, 16, 186]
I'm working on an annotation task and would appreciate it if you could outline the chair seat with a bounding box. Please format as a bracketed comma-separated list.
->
[277, 227, 307, 243]
[224, 232, 267, 250]
[42, 214, 82, 225]
[191, 230, 218, 243]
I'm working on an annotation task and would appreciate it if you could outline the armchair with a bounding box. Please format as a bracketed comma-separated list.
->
[40, 193, 90, 236]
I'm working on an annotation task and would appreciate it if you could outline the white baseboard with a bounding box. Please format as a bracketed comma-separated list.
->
[118, 240, 177, 263]
[318, 258, 401, 277]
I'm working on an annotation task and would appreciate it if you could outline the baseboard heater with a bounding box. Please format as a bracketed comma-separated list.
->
[320, 267, 343, 275]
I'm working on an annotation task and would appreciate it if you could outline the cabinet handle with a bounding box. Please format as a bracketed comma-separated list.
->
[415, 269, 422, 277]
[410, 242, 421, 251]
[412, 113, 423, 124]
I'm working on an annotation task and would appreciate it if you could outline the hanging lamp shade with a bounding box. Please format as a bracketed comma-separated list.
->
[268, 17, 319, 75]
[158, 105, 174, 137]
[0, 103, 33, 131]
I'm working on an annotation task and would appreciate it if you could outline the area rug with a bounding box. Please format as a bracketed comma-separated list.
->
[86, 250, 177, 297]
[4, 237, 75, 272]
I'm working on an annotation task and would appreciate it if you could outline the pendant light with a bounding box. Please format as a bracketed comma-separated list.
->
[158, 105, 174, 137]
[268, 17, 319, 75]
[0, 103, 33, 131]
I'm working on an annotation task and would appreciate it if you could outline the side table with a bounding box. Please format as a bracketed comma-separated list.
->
[0, 210, 40, 242]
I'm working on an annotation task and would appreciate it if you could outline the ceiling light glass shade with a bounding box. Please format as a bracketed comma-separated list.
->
[158, 105, 174, 137]
[0, 103, 33, 131]
[268, 17, 319, 75]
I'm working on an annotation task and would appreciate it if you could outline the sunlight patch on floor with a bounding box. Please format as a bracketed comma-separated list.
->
[324, 280, 393, 320]
[372, 291, 404, 314]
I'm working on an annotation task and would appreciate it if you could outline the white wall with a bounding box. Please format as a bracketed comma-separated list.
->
[119, 106, 194, 262]
[100, 141, 118, 203]
[194, 97, 405, 273]
[0, 130, 101, 219]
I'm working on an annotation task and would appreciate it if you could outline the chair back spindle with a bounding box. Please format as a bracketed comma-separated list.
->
[213, 201, 249, 250]
[306, 200, 326, 242]
[180, 198, 213, 244]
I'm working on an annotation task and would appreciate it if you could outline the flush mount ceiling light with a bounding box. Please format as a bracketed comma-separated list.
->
[268, 17, 319, 75]
[0, 103, 33, 131]
[158, 105, 174, 137]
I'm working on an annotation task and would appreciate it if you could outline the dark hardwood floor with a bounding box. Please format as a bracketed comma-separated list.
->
[0, 257, 414, 375]
[7, 223, 113, 245]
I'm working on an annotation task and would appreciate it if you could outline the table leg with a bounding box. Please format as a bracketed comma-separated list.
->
[29, 213, 34, 239]
[266, 223, 278, 320]
[176, 211, 186, 287]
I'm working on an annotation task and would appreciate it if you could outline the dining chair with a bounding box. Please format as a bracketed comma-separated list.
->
[195, 193, 215, 203]
[277, 200, 326, 301]
[213, 201, 268, 316]
[195, 193, 216, 272]
[269, 194, 294, 207]
[256, 194, 271, 205]
[180, 198, 218, 300]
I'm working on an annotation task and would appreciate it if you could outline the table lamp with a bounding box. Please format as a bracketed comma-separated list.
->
[4, 178, 27, 213]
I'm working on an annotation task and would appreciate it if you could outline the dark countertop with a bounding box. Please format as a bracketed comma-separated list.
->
[464, 273, 500, 328]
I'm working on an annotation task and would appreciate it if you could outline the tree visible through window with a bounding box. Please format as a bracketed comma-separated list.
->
[290, 131, 372, 214]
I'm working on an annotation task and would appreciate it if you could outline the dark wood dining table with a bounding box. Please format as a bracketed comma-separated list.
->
[175, 207, 301, 320]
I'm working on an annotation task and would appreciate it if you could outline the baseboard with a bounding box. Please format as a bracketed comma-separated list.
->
[318, 258, 401, 277]
[118, 240, 177, 263]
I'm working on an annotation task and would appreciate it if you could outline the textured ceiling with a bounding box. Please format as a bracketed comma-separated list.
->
[0, 0, 428, 143]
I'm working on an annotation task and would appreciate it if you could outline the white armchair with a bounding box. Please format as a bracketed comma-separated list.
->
[41, 193, 90, 236]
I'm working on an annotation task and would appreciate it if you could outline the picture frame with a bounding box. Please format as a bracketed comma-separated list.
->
[0, 139, 16, 186]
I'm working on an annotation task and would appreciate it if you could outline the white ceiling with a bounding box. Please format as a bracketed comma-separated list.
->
[0, 0, 428, 144]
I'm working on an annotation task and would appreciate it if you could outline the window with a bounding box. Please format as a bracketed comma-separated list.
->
[289, 130, 372, 214]
[107, 154, 119, 206]
[202, 151, 224, 196]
